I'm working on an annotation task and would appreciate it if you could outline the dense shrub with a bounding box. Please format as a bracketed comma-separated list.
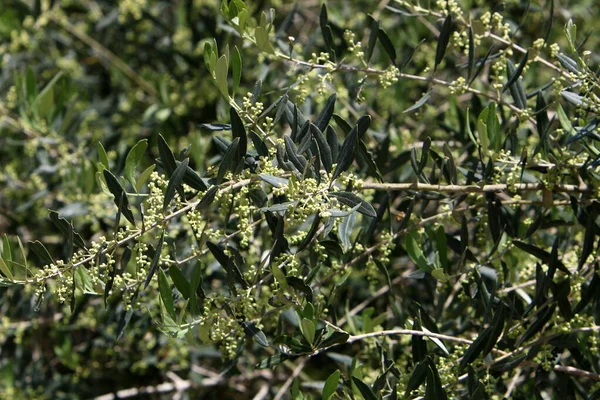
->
[1, 0, 600, 398]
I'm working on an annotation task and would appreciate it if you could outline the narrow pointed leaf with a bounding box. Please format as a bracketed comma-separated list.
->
[144, 231, 165, 289]
[164, 158, 189, 210]
[378, 27, 397, 65]
[217, 137, 240, 183]
[328, 191, 376, 217]
[103, 170, 135, 225]
[435, 15, 452, 69]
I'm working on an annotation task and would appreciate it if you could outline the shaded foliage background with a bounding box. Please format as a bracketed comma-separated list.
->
[1, 0, 600, 399]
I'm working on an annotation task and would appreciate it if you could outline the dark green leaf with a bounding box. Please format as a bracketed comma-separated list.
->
[256, 353, 291, 369]
[320, 4, 334, 52]
[196, 186, 219, 210]
[310, 123, 333, 172]
[259, 174, 289, 188]
[144, 231, 165, 289]
[378, 28, 397, 65]
[326, 126, 340, 162]
[103, 170, 135, 226]
[169, 266, 191, 299]
[580, 212, 595, 269]
[157, 133, 177, 177]
[286, 276, 313, 302]
[467, 26, 474, 81]
[328, 191, 376, 217]
[332, 116, 370, 180]
[250, 131, 269, 158]
[352, 376, 378, 400]
[405, 360, 428, 395]
[320, 331, 349, 348]
[314, 94, 336, 132]
[241, 321, 269, 347]
[28, 241, 54, 265]
[217, 137, 240, 183]
[505, 58, 528, 109]
[158, 268, 176, 320]
[513, 240, 569, 274]
[412, 320, 427, 363]
[543, 0, 554, 43]
[297, 215, 321, 252]
[435, 15, 452, 69]
[469, 46, 494, 85]
[105, 246, 131, 307]
[48, 211, 86, 249]
[284, 135, 307, 172]
[517, 304, 556, 346]
[230, 107, 247, 162]
[365, 15, 379, 64]
[503, 51, 529, 93]
[164, 158, 188, 210]
[425, 360, 447, 400]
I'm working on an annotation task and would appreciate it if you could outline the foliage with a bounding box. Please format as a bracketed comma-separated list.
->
[1, 0, 600, 398]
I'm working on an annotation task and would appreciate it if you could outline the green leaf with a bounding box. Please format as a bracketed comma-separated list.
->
[405, 360, 428, 395]
[435, 15, 452, 69]
[144, 231, 165, 289]
[543, 0, 554, 43]
[286, 276, 313, 302]
[241, 321, 269, 347]
[403, 90, 431, 113]
[365, 15, 379, 64]
[133, 164, 154, 193]
[217, 137, 240, 183]
[157, 134, 177, 177]
[300, 318, 316, 346]
[314, 94, 336, 132]
[513, 240, 569, 273]
[158, 268, 176, 320]
[215, 54, 229, 98]
[425, 360, 447, 400]
[124, 139, 148, 190]
[322, 369, 340, 400]
[232, 45, 242, 94]
[378, 28, 397, 65]
[320, 4, 334, 54]
[103, 170, 136, 226]
[328, 191, 376, 218]
[503, 51, 528, 93]
[505, 58, 528, 109]
[284, 135, 307, 172]
[33, 72, 63, 120]
[169, 266, 191, 299]
[320, 331, 349, 348]
[196, 186, 219, 210]
[255, 26, 275, 54]
[164, 158, 188, 210]
[405, 232, 432, 273]
[0, 258, 14, 281]
[310, 123, 333, 173]
[28, 241, 54, 266]
[332, 116, 370, 180]
[230, 107, 247, 162]
[259, 174, 289, 188]
[105, 246, 131, 306]
[467, 26, 474, 81]
[352, 376, 378, 400]
[97, 142, 109, 170]
[256, 353, 291, 369]
[48, 211, 86, 249]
